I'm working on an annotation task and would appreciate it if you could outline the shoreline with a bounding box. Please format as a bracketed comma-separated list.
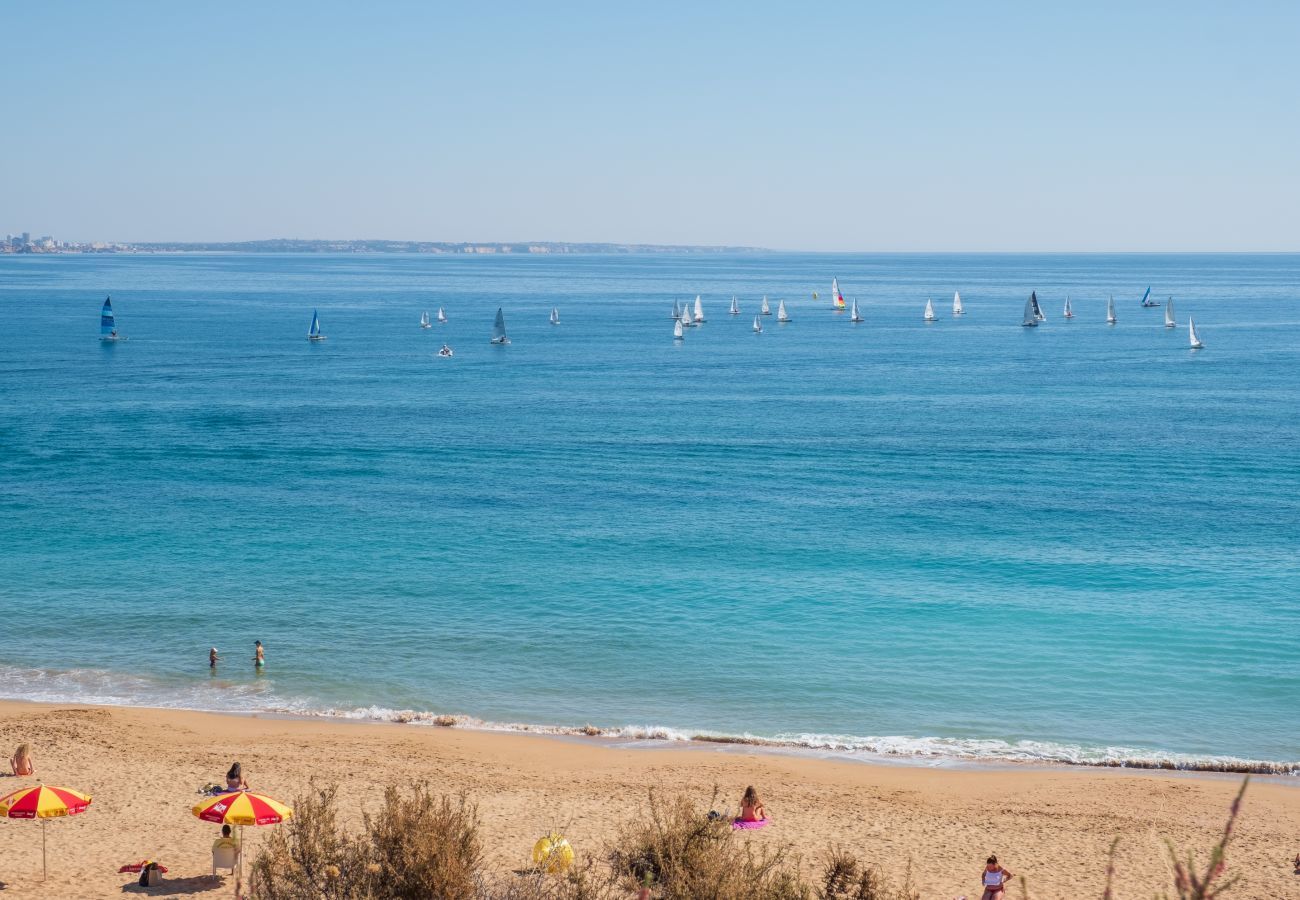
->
[1, 678, 1294, 778]
[1, 700, 1298, 898]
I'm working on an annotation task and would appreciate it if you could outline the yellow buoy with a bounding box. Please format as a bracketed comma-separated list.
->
[531, 832, 575, 873]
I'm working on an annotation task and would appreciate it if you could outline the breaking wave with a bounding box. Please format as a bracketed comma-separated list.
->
[1, 663, 1294, 776]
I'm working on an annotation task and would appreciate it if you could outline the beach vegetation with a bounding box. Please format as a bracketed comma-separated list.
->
[250, 779, 1248, 900]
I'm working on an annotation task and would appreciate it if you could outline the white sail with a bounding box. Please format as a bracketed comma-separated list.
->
[1106, 296, 1116, 324]
[420, 310, 431, 328]
[924, 298, 936, 321]
[1063, 296, 1073, 319]
[777, 299, 790, 322]
[550, 307, 560, 325]
[672, 299, 681, 319]
[952, 291, 963, 316]
[491, 307, 510, 344]
[694, 295, 705, 323]
[1188, 317, 1203, 349]
[674, 318, 684, 340]
[850, 298, 863, 322]
[437, 307, 447, 323]
[761, 295, 771, 316]
[1022, 296, 1038, 327]
[730, 295, 740, 315]
[1165, 298, 1176, 328]
[753, 315, 762, 333]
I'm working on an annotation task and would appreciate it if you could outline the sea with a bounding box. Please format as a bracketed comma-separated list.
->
[2, 251, 1297, 774]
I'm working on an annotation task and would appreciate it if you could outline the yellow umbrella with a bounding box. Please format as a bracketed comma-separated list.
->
[0, 784, 93, 880]
[192, 791, 292, 896]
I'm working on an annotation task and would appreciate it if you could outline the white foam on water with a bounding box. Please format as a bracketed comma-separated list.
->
[2, 663, 1294, 775]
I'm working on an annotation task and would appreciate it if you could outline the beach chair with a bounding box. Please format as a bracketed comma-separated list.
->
[212, 841, 239, 877]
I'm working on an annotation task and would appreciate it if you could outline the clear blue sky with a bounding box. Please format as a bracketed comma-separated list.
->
[3, 1, 1297, 250]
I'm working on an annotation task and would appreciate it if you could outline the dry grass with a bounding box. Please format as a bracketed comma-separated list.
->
[250, 779, 1249, 900]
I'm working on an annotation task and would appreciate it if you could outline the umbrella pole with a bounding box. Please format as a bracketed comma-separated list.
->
[237, 824, 244, 899]
[42, 818, 47, 881]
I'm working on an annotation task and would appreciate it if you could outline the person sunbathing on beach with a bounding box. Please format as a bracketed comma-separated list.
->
[9, 743, 34, 776]
[979, 855, 1013, 899]
[225, 762, 249, 792]
[737, 786, 766, 823]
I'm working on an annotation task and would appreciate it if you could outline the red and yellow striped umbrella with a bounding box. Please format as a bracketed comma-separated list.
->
[0, 785, 93, 880]
[192, 791, 292, 826]
[0, 784, 92, 819]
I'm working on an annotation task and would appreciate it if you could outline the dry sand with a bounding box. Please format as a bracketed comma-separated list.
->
[0, 701, 1296, 898]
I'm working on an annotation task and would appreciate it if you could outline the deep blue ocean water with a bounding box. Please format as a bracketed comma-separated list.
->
[2, 252, 1297, 770]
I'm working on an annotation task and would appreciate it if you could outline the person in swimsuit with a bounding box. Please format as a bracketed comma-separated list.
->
[254, 641, 264, 668]
[737, 786, 766, 823]
[225, 762, 249, 792]
[10, 743, 34, 776]
[980, 855, 1013, 899]
[209, 647, 220, 668]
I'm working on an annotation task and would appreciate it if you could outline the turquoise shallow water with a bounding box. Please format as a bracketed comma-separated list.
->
[1, 252, 1297, 771]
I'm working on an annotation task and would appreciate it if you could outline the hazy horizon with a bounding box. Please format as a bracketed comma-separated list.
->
[4, 2, 1297, 252]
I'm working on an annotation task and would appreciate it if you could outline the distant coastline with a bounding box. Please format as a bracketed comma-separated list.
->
[2, 236, 766, 255]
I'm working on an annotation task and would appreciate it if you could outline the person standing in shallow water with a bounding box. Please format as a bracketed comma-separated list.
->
[209, 647, 220, 669]
[254, 641, 264, 668]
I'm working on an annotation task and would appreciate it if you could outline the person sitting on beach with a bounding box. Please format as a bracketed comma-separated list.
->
[737, 786, 766, 823]
[980, 855, 1013, 899]
[212, 824, 240, 853]
[225, 762, 248, 792]
[9, 743, 34, 776]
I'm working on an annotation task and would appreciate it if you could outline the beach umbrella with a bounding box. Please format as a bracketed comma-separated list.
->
[192, 791, 292, 895]
[0, 784, 93, 880]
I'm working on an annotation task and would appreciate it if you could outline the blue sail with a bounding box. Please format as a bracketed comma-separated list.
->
[100, 297, 115, 336]
[1140, 286, 1151, 305]
[308, 310, 320, 337]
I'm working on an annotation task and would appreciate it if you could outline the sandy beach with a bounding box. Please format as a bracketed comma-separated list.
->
[0, 701, 1296, 898]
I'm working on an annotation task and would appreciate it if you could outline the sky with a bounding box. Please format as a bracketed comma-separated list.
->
[2, 1, 1297, 251]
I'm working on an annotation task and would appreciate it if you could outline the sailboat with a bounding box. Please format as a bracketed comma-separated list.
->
[550, 307, 560, 325]
[1106, 295, 1117, 325]
[850, 298, 863, 323]
[490, 307, 510, 344]
[1063, 296, 1074, 319]
[420, 310, 432, 329]
[437, 307, 447, 324]
[777, 299, 791, 322]
[1021, 296, 1038, 327]
[753, 315, 762, 333]
[1030, 291, 1046, 321]
[924, 298, 937, 322]
[729, 296, 740, 315]
[760, 296, 771, 316]
[1188, 317, 1204, 349]
[1164, 298, 1177, 328]
[671, 300, 681, 320]
[673, 318, 684, 340]
[99, 296, 121, 341]
[307, 309, 326, 341]
[693, 295, 705, 324]
[831, 277, 846, 310]
[1141, 286, 1159, 307]
[952, 291, 964, 316]
[438, 343, 454, 357]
